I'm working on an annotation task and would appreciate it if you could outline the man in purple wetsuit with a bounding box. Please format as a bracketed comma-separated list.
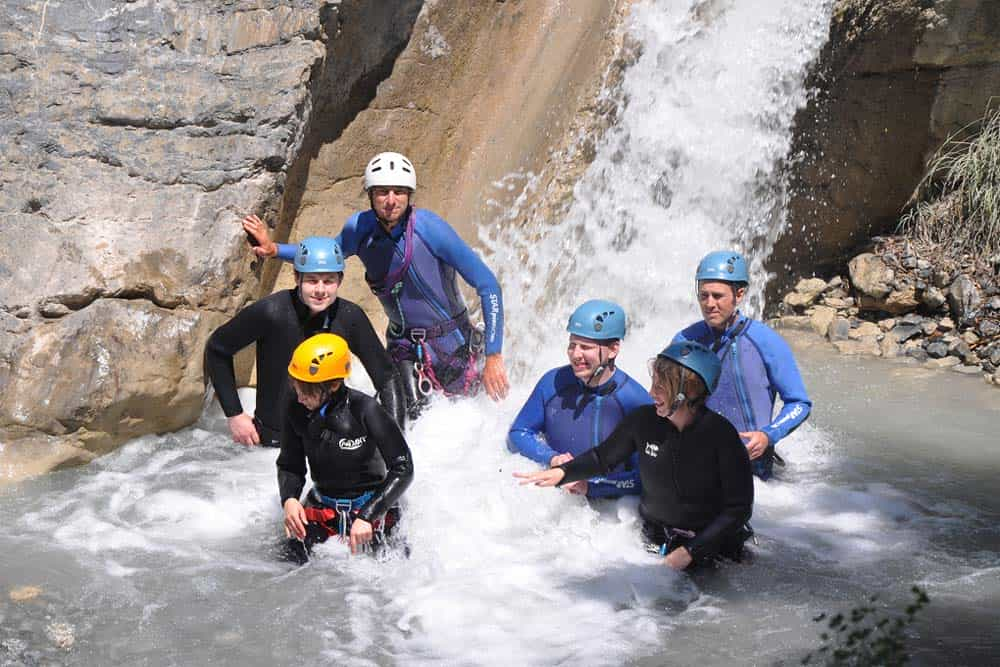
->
[246, 152, 508, 418]
[673, 251, 811, 480]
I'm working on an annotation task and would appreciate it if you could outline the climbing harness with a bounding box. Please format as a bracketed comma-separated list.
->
[304, 489, 393, 540]
[405, 318, 483, 398]
[366, 212, 416, 338]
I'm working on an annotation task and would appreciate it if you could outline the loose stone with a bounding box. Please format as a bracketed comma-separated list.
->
[978, 320, 1000, 338]
[892, 323, 922, 343]
[926, 341, 949, 358]
[829, 317, 851, 341]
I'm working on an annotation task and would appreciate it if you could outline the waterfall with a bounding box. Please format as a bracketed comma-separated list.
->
[492, 0, 834, 378]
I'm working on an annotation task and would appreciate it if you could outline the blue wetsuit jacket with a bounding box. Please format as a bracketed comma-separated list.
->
[507, 366, 651, 498]
[277, 208, 504, 355]
[673, 313, 811, 478]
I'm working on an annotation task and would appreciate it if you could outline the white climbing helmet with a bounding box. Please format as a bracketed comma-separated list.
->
[363, 152, 416, 192]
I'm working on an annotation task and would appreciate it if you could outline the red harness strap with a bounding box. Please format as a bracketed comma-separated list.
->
[303, 506, 396, 538]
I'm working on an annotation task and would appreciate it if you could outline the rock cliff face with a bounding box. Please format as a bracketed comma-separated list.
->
[0, 0, 627, 481]
[0, 0, 422, 478]
[772, 0, 1000, 294]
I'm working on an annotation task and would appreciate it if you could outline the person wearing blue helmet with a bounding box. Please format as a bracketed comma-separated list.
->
[243, 151, 509, 419]
[672, 250, 811, 480]
[205, 236, 406, 446]
[516, 341, 754, 570]
[507, 300, 651, 499]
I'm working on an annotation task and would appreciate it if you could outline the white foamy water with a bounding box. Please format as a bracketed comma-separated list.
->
[3, 1, 999, 665]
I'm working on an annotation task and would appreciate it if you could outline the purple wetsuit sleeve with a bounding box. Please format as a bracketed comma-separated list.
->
[507, 375, 559, 466]
[419, 213, 505, 355]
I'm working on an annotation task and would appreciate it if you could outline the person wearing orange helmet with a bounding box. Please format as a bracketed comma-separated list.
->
[278, 333, 413, 562]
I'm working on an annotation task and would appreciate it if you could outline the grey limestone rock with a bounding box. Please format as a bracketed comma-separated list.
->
[0, 0, 332, 473]
[892, 323, 922, 343]
[926, 341, 949, 359]
[948, 274, 982, 322]
[829, 316, 852, 341]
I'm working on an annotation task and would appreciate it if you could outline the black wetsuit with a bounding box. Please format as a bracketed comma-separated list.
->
[559, 405, 753, 565]
[277, 385, 413, 551]
[205, 290, 405, 444]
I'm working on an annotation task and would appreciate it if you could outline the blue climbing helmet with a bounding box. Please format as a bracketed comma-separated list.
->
[294, 237, 345, 273]
[695, 250, 749, 284]
[566, 299, 626, 340]
[657, 341, 721, 394]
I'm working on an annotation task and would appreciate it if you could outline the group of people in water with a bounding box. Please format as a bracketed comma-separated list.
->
[204, 151, 812, 568]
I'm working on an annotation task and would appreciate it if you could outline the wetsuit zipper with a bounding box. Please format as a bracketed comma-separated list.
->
[730, 335, 755, 432]
[387, 225, 467, 345]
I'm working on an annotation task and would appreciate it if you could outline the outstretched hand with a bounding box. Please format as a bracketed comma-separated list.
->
[513, 467, 566, 488]
[482, 353, 509, 402]
[242, 215, 278, 258]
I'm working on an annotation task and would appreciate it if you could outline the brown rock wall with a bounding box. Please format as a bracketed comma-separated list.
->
[0, 0, 422, 480]
[771, 0, 1000, 296]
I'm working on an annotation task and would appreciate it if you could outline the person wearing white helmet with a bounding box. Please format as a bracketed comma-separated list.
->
[245, 151, 509, 418]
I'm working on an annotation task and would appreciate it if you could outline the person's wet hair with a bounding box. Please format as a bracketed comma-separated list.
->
[289, 377, 339, 403]
[649, 356, 708, 407]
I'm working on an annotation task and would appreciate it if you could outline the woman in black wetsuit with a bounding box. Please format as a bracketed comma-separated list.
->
[278, 333, 413, 560]
[515, 341, 753, 570]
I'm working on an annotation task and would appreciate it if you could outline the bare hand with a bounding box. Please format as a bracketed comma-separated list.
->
[481, 353, 509, 401]
[740, 430, 770, 461]
[549, 453, 573, 467]
[283, 498, 307, 540]
[242, 215, 278, 258]
[663, 546, 693, 570]
[349, 518, 373, 554]
[513, 468, 566, 487]
[563, 480, 588, 496]
[227, 413, 259, 446]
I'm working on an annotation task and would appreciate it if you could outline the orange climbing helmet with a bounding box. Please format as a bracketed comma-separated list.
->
[288, 333, 352, 383]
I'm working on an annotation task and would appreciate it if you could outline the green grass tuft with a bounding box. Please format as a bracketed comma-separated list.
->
[898, 102, 1000, 260]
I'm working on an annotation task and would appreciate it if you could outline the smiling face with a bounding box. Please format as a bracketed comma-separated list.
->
[369, 186, 412, 228]
[567, 335, 619, 385]
[697, 280, 746, 331]
[648, 356, 707, 418]
[296, 271, 343, 314]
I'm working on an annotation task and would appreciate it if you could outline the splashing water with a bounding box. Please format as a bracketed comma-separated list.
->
[3, 1, 999, 665]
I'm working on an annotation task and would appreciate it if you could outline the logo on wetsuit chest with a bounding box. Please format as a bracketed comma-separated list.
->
[644, 442, 659, 457]
[339, 436, 366, 450]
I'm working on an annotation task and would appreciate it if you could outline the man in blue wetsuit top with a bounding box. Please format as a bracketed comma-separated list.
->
[672, 251, 812, 480]
[507, 300, 651, 498]
[245, 151, 509, 417]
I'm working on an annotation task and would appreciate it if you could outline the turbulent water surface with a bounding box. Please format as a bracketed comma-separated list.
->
[3, 0, 999, 665]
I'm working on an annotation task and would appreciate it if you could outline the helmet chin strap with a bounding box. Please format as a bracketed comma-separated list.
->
[587, 346, 613, 387]
[667, 367, 688, 417]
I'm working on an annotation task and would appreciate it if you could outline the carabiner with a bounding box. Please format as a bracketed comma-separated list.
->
[413, 363, 434, 397]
